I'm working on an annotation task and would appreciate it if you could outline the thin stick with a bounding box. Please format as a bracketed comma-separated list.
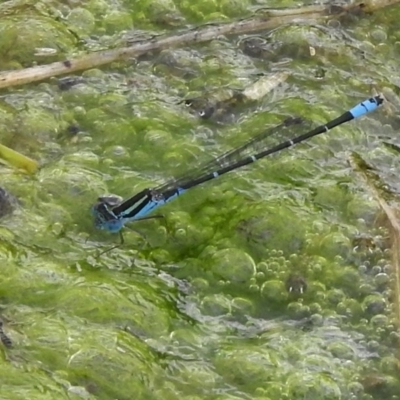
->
[349, 153, 400, 331]
[0, 0, 397, 90]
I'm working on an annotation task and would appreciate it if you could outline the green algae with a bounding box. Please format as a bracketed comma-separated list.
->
[0, 16, 75, 66]
[0, 0, 399, 399]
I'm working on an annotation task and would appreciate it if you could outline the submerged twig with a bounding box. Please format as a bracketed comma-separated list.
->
[349, 152, 400, 329]
[242, 71, 290, 101]
[0, 0, 398, 90]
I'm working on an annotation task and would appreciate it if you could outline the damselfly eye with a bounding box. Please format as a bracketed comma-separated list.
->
[97, 195, 123, 207]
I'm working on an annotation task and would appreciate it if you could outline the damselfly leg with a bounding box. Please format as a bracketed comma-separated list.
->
[96, 214, 165, 256]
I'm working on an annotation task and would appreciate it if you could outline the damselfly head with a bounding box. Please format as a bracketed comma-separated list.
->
[92, 201, 117, 228]
[91, 195, 123, 227]
[92, 200, 124, 232]
[92, 202, 111, 222]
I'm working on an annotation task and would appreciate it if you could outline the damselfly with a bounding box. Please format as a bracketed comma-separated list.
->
[92, 96, 383, 248]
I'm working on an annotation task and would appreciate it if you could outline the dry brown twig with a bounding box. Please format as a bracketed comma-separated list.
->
[0, 0, 398, 90]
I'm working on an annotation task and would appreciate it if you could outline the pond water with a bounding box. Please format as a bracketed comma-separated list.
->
[0, 0, 400, 399]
